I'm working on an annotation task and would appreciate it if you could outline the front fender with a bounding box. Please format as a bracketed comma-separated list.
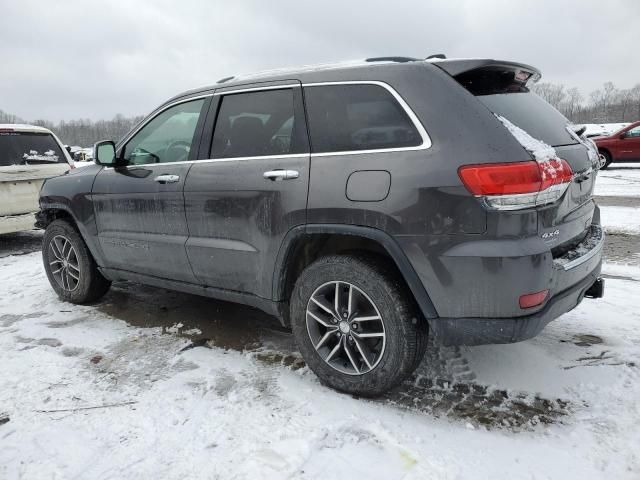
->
[38, 164, 106, 266]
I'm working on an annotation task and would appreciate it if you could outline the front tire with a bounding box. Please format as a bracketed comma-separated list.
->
[290, 254, 427, 397]
[42, 219, 111, 304]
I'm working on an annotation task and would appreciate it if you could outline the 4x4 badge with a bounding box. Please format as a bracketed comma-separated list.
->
[542, 229, 560, 239]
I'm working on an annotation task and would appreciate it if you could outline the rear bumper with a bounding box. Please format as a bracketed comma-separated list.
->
[0, 212, 37, 235]
[413, 223, 605, 346]
[430, 265, 602, 346]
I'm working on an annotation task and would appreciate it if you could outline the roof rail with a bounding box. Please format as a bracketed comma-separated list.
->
[365, 56, 419, 63]
[426, 54, 446, 60]
[217, 76, 235, 84]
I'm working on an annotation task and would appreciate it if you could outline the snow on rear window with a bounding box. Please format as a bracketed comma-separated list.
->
[495, 114, 557, 162]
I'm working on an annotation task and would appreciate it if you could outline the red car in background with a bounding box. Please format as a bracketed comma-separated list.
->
[595, 120, 640, 169]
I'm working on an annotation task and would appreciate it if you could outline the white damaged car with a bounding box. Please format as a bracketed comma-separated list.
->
[0, 124, 74, 234]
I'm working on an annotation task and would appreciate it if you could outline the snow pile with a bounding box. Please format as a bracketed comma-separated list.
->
[495, 114, 557, 162]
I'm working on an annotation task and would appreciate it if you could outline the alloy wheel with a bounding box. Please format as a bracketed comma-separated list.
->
[48, 235, 80, 292]
[306, 281, 386, 375]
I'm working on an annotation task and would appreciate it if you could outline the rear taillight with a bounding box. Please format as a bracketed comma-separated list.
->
[458, 159, 573, 210]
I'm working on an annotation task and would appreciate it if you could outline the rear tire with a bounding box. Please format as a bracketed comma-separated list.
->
[600, 150, 612, 169]
[290, 254, 427, 397]
[42, 219, 111, 304]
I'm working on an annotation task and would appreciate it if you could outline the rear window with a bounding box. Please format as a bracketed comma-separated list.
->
[479, 93, 577, 147]
[0, 132, 67, 167]
[304, 84, 422, 153]
[453, 67, 577, 147]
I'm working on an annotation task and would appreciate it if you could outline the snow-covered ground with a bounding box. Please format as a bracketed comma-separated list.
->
[595, 163, 640, 197]
[0, 255, 638, 479]
[600, 206, 640, 234]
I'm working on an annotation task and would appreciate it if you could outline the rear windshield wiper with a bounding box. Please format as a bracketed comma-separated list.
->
[569, 124, 587, 137]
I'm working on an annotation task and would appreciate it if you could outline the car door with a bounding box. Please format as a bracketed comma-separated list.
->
[618, 125, 640, 161]
[184, 82, 310, 299]
[92, 96, 209, 282]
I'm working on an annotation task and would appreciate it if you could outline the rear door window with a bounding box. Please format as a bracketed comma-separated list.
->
[0, 131, 66, 166]
[211, 88, 306, 158]
[303, 84, 422, 153]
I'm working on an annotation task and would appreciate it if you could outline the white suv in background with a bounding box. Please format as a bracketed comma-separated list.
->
[0, 124, 73, 234]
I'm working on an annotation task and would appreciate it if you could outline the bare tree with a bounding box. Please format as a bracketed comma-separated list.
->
[564, 87, 583, 120]
[0, 110, 144, 146]
[531, 82, 566, 109]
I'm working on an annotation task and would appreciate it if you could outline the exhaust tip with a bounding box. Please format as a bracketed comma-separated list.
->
[585, 278, 605, 299]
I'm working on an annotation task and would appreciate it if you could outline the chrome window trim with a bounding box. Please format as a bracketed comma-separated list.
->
[104, 80, 432, 170]
[214, 83, 300, 96]
[103, 153, 310, 170]
[302, 80, 432, 157]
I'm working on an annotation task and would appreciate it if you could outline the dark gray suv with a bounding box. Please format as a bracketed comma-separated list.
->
[37, 57, 605, 396]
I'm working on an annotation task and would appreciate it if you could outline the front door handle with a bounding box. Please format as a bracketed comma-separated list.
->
[263, 170, 299, 181]
[154, 174, 180, 184]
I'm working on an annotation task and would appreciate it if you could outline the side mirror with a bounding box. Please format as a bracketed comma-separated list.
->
[94, 140, 117, 166]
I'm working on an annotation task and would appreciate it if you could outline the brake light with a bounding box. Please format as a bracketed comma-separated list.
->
[458, 159, 573, 210]
[519, 290, 549, 309]
[0, 128, 15, 132]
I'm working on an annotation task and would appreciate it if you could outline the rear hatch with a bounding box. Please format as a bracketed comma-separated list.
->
[432, 59, 598, 246]
[0, 129, 71, 216]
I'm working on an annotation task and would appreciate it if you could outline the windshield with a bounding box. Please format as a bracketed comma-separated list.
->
[0, 131, 67, 167]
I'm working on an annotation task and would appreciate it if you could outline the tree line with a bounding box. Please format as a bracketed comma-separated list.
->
[531, 81, 640, 124]
[0, 109, 144, 147]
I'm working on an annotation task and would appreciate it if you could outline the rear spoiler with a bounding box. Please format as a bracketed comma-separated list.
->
[427, 58, 541, 79]
[427, 58, 542, 95]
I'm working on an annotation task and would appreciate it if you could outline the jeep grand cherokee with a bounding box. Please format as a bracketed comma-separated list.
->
[37, 57, 605, 396]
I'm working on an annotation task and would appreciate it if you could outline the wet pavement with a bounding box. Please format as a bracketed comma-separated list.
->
[0, 231, 42, 258]
[603, 232, 640, 266]
[594, 195, 640, 208]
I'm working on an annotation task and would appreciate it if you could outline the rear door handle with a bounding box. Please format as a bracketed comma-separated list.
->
[263, 170, 299, 181]
[154, 174, 180, 184]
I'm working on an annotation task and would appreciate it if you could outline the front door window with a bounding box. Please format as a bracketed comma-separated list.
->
[123, 99, 205, 165]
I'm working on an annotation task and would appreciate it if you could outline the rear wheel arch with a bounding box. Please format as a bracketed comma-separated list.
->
[273, 225, 439, 324]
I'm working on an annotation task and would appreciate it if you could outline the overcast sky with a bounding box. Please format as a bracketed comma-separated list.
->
[1, 0, 638, 122]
